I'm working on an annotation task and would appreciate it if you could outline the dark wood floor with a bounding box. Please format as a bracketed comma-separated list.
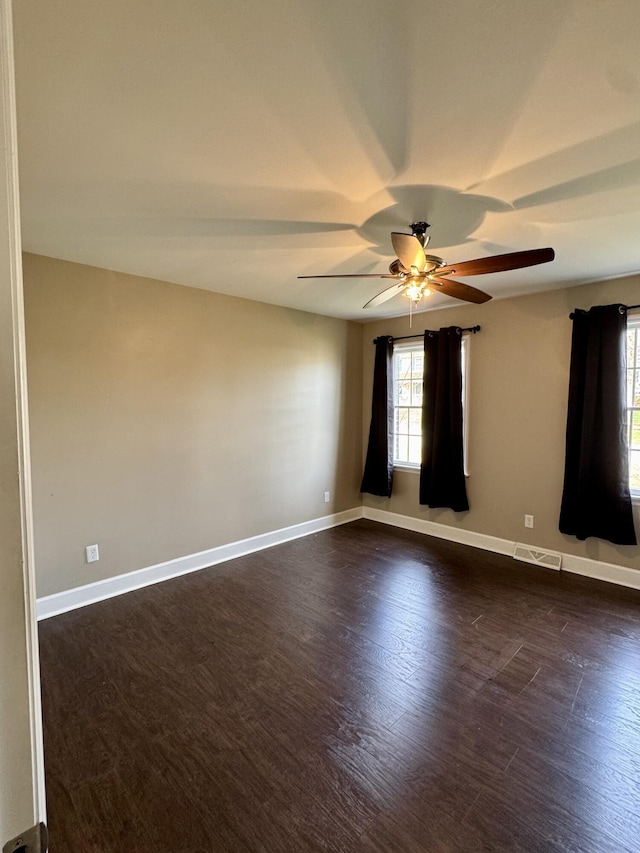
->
[39, 520, 640, 852]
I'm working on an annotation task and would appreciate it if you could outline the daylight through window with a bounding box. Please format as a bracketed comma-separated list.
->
[393, 337, 468, 469]
[393, 343, 424, 465]
[627, 316, 640, 495]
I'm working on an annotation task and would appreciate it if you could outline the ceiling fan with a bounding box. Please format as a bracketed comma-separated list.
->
[299, 222, 555, 308]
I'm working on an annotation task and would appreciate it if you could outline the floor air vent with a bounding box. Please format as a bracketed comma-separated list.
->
[513, 544, 562, 570]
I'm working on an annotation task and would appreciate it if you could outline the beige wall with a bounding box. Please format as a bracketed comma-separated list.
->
[362, 276, 640, 573]
[23, 251, 640, 603]
[24, 254, 363, 598]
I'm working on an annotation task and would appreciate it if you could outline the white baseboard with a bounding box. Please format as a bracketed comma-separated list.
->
[36, 507, 363, 620]
[362, 506, 640, 592]
[561, 552, 640, 591]
[363, 506, 515, 557]
[37, 505, 640, 621]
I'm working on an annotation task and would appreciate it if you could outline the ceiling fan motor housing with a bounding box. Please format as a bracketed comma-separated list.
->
[411, 221, 430, 246]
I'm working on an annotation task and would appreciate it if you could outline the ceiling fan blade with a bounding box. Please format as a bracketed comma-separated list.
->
[436, 247, 555, 277]
[391, 232, 426, 271]
[298, 273, 398, 279]
[429, 277, 492, 304]
[363, 283, 406, 308]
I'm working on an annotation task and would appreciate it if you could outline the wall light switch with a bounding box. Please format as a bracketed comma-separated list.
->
[324, 491, 330, 503]
[86, 544, 99, 563]
[524, 515, 534, 529]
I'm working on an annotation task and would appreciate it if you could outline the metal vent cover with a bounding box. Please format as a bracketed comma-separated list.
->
[513, 543, 562, 571]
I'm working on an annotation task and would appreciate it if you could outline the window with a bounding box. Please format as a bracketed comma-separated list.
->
[393, 336, 469, 469]
[627, 315, 640, 496]
[393, 343, 423, 465]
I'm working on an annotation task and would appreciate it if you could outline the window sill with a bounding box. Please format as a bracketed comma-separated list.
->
[393, 464, 470, 478]
[393, 463, 420, 474]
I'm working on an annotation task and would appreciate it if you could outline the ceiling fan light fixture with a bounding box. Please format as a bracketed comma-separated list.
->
[404, 281, 424, 302]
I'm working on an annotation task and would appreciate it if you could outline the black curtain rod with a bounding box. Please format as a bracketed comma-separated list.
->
[570, 304, 640, 319]
[373, 325, 481, 344]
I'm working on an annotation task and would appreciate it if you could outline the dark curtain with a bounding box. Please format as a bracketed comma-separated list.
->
[559, 304, 636, 545]
[419, 327, 469, 511]
[361, 336, 394, 497]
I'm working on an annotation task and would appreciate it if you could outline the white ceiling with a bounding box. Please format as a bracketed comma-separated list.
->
[12, 0, 640, 321]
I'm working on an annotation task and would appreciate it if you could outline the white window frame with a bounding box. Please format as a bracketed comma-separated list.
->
[627, 312, 640, 500]
[392, 341, 424, 470]
[392, 334, 470, 473]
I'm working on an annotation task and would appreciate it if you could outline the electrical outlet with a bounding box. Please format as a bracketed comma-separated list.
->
[86, 544, 99, 563]
[524, 515, 534, 529]
[324, 491, 330, 503]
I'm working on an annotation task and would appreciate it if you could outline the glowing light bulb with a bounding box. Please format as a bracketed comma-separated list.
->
[404, 281, 424, 302]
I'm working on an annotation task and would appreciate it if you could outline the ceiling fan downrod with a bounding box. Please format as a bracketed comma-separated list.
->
[410, 221, 430, 247]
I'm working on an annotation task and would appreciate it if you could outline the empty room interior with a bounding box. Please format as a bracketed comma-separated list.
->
[5, 0, 640, 850]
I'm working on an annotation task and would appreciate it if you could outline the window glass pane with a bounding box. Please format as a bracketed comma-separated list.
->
[408, 436, 421, 464]
[399, 381, 411, 405]
[412, 380, 422, 405]
[412, 352, 423, 374]
[627, 325, 640, 492]
[409, 408, 421, 435]
[397, 407, 409, 435]
[632, 409, 640, 449]
[397, 354, 412, 379]
[397, 434, 409, 463]
[630, 450, 640, 493]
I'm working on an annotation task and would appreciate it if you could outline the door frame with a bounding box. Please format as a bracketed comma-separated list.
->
[0, 0, 46, 840]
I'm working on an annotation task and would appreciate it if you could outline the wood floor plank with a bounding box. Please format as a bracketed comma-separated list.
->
[39, 520, 640, 851]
